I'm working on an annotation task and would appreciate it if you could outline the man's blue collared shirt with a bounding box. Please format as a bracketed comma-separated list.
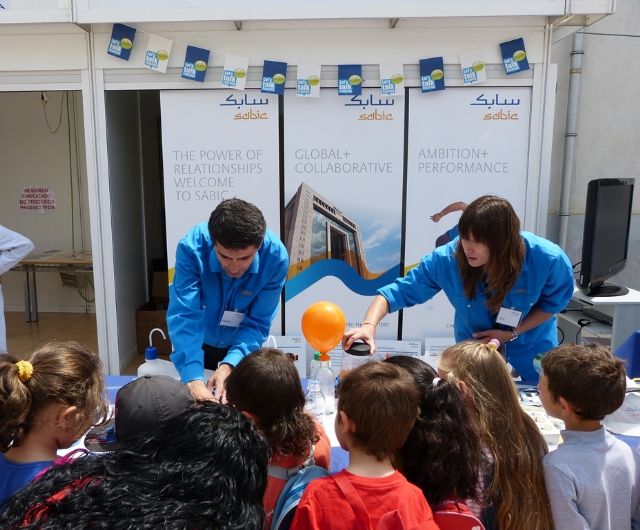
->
[168, 224, 288, 383]
[379, 231, 573, 382]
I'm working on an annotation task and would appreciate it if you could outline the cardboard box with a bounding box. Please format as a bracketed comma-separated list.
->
[136, 302, 172, 356]
[151, 271, 169, 302]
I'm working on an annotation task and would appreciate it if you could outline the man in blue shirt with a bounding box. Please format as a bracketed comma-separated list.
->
[168, 199, 289, 401]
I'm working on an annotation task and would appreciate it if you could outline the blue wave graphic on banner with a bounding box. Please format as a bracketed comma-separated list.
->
[285, 260, 400, 301]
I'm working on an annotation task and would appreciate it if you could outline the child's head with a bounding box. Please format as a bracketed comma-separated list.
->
[337, 361, 419, 461]
[540, 343, 626, 421]
[0, 402, 269, 530]
[384, 355, 482, 506]
[0, 341, 109, 452]
[439, 340, 553, 530]
[225, 347, 318, 457]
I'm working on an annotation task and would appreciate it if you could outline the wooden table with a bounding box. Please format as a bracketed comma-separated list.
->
[12, 250, 93, 322]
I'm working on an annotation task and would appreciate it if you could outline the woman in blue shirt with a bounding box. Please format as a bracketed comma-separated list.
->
[344, 195, 574, 382]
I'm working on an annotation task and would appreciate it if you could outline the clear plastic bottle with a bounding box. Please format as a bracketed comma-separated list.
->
[316, 356, 336, 414]
[305, 379, 325, 420]
[309, 351, 322, 380]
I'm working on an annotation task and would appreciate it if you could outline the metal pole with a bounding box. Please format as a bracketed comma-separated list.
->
[558, 31, 584, 248]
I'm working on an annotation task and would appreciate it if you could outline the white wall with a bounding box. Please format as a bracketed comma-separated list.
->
[104, 91, 148, 368]
[0, 90, 93, 312]
[549, 0, 640, 290]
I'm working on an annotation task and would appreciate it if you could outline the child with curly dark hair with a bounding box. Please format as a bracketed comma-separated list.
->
[0, 341, 109, 505]
[385, 355, 483, 513]
[225, 347, 330, 527]
[0, 401, 269, 529]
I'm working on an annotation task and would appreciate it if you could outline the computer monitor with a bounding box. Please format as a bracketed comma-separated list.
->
[578, 178, 635, 297]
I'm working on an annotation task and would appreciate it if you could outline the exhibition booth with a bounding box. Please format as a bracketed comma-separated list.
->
[0, 0, 618, 374]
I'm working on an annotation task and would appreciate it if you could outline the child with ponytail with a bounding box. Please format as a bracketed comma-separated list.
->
[0, 341, 109, 505]
[438, 340, 553, 530]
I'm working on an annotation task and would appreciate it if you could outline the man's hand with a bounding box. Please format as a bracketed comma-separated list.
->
[186, 379, 214, 402]
[207, 363, 233, 403]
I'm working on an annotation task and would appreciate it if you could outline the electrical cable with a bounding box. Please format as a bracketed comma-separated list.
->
[557, 326, 565, 344]
[42, 91, 66, 134]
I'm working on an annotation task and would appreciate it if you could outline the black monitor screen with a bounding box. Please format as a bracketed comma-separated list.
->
[579, 178, 635, 296]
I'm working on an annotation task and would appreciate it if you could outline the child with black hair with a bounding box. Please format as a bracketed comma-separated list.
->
[0, 401, 269, 529]
[540, 343, 640, 530]
[0, 342, 109, 505]
[225, 347, 330, 528]
[385, 355, 483, 513]
[290, 361, 439, 530]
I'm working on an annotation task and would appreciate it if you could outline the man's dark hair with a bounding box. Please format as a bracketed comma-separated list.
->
[385, 355, 483, 507]
[338, 361, 419, 461]
[0, 402, 269, 530]
[541, 343, 626, 420]
[208, 198, 266, 249]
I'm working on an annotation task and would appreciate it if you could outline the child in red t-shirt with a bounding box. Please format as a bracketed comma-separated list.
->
[290, 361, 439, 530]
[225, 348, 330, 528]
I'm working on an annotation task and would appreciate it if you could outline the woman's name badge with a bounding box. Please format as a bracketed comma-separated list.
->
[220, 310, 245, 327]
[496, 307, 522, 328]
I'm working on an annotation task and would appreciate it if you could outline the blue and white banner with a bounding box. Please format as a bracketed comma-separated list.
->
[403, 87, 531, 342]
[181, 45, 210, 82]
[107, 23, 136, 61]
[379, 63, 405, 97]
[500, 38, 529, 75]
[338, 64, 363, 96]
[222, 54, 249, 90]
[261, 60, 288, 95]
[296, 64, 321, 98]
[419, 57, 445, 93]
[283, 89, 404, 342]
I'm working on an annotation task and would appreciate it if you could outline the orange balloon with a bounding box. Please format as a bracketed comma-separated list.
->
[301, 301, 346, 354]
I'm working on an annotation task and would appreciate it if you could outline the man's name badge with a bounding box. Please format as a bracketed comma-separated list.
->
[496, 307, 522, 328]
[220, 310, 245, 327]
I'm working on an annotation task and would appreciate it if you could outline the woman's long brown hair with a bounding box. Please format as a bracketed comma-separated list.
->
[455, 195, 524, 314]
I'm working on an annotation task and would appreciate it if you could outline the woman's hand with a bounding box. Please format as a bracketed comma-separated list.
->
[472, 328, 514, 345]
[343, 324, 377, 354]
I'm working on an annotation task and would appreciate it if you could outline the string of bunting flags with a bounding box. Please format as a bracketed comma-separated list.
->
[108, 23, 530, 97]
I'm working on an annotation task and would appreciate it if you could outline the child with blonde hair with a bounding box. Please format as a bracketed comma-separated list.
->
[438, 340, 553, 530]
[0, 341, 109, 504]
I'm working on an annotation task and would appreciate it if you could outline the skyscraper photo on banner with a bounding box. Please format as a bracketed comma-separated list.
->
[283, 88, 404, 347]
[403, 86, 532, 342]
[160, 89, 281, 331]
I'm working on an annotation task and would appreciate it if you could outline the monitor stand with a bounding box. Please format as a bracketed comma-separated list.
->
[585, 282, 630, 297]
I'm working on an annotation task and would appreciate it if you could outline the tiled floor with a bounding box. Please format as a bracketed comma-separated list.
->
[5, 311, 168, 375]
[5, 311, 99, 360]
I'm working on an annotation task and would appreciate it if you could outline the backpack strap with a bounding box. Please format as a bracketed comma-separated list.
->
[332, 472, 373, 530]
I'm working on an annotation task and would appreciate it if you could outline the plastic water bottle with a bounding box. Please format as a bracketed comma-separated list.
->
[316, 356, 336, 414]
[305, 379, 325, 420]
[309, 351, 322, 380]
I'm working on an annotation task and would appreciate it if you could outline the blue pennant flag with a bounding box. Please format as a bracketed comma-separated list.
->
[107, 24, 136, 61]
[261, 60, 288, 95]
[338, 65, 363, 96]
[419, 57, 445, 93]
[500, 38, 529, 75]
[182, 46, 210, 82]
